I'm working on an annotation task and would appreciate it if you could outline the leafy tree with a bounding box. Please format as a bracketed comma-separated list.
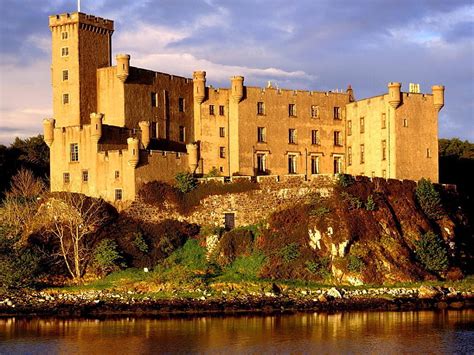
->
[175, 172, 197, 193]
[415, 178, 444, 220]
[92, 239, 124, 275]
[415, 232, 449, 273]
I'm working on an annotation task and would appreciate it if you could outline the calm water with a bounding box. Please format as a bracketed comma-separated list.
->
[1, 310, 473, 354]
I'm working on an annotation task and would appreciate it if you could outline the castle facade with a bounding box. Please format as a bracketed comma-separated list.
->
[44, 12, 444, 202]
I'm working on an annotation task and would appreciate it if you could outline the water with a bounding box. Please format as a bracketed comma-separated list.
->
[1, 310, 473, 354]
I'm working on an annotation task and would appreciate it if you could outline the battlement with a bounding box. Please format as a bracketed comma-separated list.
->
[245, 86, 350, 97]
[49, 12, 114, 32]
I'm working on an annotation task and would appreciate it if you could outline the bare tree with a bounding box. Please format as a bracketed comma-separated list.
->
[7, 168, 45, 199]
[39, 193, 111, 282]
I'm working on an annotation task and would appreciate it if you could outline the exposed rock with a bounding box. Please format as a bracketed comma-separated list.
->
[327, 287, 343, 299]
[418, 286, 441, 299]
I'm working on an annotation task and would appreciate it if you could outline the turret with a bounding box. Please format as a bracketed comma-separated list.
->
[127, 137, 139, 168]
[231, 76, 244, 103]
[116, 54, 130, 82]
[139, 121, 150, 149]
[346, 84, 355, 102]
[186, 143, 199, 173]
[388, 82, 401, 109]
[43, 118, 55, 147]
[432, 85, 445, 112]
[90, 112, 103, 143]
[193, 71, 206, 104]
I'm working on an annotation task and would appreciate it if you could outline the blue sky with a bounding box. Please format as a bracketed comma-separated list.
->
[0, 0, 473, 144]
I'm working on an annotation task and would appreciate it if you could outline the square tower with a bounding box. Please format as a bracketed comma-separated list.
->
[49, 12, 114, 127]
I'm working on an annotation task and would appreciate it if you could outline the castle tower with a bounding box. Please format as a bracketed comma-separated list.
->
[49, 12, 114, 127]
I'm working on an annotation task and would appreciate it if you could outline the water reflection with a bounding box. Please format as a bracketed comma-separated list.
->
[1, 311, 473, 353]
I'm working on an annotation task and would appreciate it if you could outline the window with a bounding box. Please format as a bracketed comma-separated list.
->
[178, 98, 185, 112]
[61, 47, 69, 57]
[381, 113, 386, 129]
[151, 92, 158, 107]
[288, 154, 297, 174]
[115, 189, 123, 201]
[427, 148, 431, 158]
[219, 127, 225, 137]
[224, 213, 235, 230]
[403, 118, 408, 127]
[334, 131, 342, 146]
[289, 104, 296, 117]
[334, 157, 342, 174]
[347, 120, 352, 136]
[360, 144, 365, 164]
[61, 31, 68, 40]
[219, 105, 225, 116]
[311, 130, 320, 145]
[382, 169, 387, 178]
[209, 105, 215, 115]
[70, 143, 79, 162]
[82, 170, 88, 183]
[311, 105, 320, 118]
[257, 127, 266, 143]
[311, 156, 320, 174]
[219, 146, 226, 158]
[257, 102, 265, 115]
[334, 107, 341, 119]
[360, 117, 365, 133]
[63, 172, 70, 184]
[382, 140, 387, 160]
[63, 93, 69, 104]
[115, 170, 120, 180]
[288, 129, 297, 144]
[256, 153, 266, 174]
[151, 123, 158, 138]
[348, 147, 352, 166]
[62, 70, 69, 81]
[179, 126, 185, 142]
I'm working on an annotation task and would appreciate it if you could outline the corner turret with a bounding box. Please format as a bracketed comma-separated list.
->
[231, 76, 244, 103]
[139, 121, 150, 149]
[43, 118, 55, 147]
[186, 143, 199, 173]
[127, 137, 139, 168]
[388, 82, 401, 109]
[193, 71, 206, 104]
[90, 112, 103, 143]
[432, 85, 445, 112]
[116, 54, 130, 82]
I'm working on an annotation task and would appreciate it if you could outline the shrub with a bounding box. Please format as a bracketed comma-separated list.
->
[415, 178, 444, 220]
[132, 232, 148, 253]
[220, 252, 267, 281]
[337, 174, 354, 188]
[340, 191, 363, 209]
[215, 228, 254, 266]
[415, 231, 449, 273]
[175, 172, 197, 193]
[138, 181, 179, 206]
[92, 239, 124, 275]
[279, 242, 300, 263]
[365, 194, 376, 211]
[205, 167, 221, 178]
[163, 238, 208, 271]
[347, 255, 365, 273]
[305, 257, 331, 279]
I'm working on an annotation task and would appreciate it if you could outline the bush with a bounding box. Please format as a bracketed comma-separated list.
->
[215, 228, 254, 266]
[347, 255, 365, 273]
[415, 178, 444, 220]
[365, 195, 377, 211]
[340, 191, 363, 209]
[305, 257, 331, 279]
[175, 172, 197, 193]
[279, 243, 300, 263]
[220, 252, 267, 281]
[92, 239, 124, 275]
[337, 174, 355, 188]
[415, 231, 449, 273]
[132, 232, 148, 253]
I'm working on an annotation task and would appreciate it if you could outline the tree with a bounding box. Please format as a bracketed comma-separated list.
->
[39, 193, 113, 282]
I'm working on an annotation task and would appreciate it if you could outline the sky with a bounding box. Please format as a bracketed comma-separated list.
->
[0, 0, 473, 144]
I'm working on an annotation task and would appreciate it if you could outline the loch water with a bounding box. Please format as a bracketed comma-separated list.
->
[1, 310, 473, 354]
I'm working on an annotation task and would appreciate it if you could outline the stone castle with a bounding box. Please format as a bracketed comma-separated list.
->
[43, 12, 444, 202]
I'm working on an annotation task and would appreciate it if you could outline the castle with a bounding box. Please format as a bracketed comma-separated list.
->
[43, 12, 444, 202]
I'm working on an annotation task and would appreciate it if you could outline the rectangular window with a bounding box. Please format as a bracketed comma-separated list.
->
[178, 98, 185, 112]
[63, 172, 70, 184]
[360, 144, 365, 164]
[179, 126, 185, 142]
[288, 129, 297, 144]
[289, 104, 296, 117]
[219, 146, 226, 158]
[209, 105, 215, 115]
[427, 148, 431, 158]
[115, 170, 120, 179]
[381, 113, 387, 129]
[382, 140, 387, 160]
[62, 70, 69, 81]
[257, 127, 266, 143]
[224, 213, 235, 230]
[347, 120, 352, 136]
[403, 118, 408, 127]
[70, 143, 79, 162]
[62, 93, 69, 104]
[115, 189, 123, 201]
[334, 107, 341, 119]
[334, 157, 342, 174]
[219, 105, 225, 116]
[256, 153, 266, 174]
[257, 102, 265, 115]
[61, 31, 68, 40]
[360, 117, 365, 133]
[311, 105, 319, 118]
[219, 127, 225, 137]
[311, 130, 320, 145]
[382, 169, 387, 178]
[61, 47, 69, 57]
[334, 131, 342, 146]
[288, 154, 297, 174]
[311, 156, 320, 175]
[151, 92, 158, 107]
[82, 170, 88, 183]
[348, 147, 352, 166]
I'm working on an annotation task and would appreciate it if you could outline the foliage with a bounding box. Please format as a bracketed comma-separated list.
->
[199, 225, 224, 237]
[415, 232, 449, 273]
[365, 194, 377, 211]
[92, 239, 124, 275]
[340, 191, 363, 209]
[219, 252, 267, 281]
[279, 242, 300, 263]
[415, 178, 444, 220]
[347, 255, 365, 273]
[132, 232, 149, 253]
[214, 227, 254, 266]
[305, 257, 331, 279]
[204, 167, 221, 178]
[308, 193, 331, 217]
[439, 138, 474, 159]
[337, 174, 355, 188]
[175, 172, 198, 193]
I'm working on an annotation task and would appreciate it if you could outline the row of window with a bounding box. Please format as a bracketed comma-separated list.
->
[255, 127, 341, 146]
[347, 142, 432, 165]
[255, 154, 343, 175]
[63, 170, 121, 184]
[151, 93, 186, 112]
[347, 114, 410, 135]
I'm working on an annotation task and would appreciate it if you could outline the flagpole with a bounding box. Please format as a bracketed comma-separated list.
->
[78, 0, 81, 12]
